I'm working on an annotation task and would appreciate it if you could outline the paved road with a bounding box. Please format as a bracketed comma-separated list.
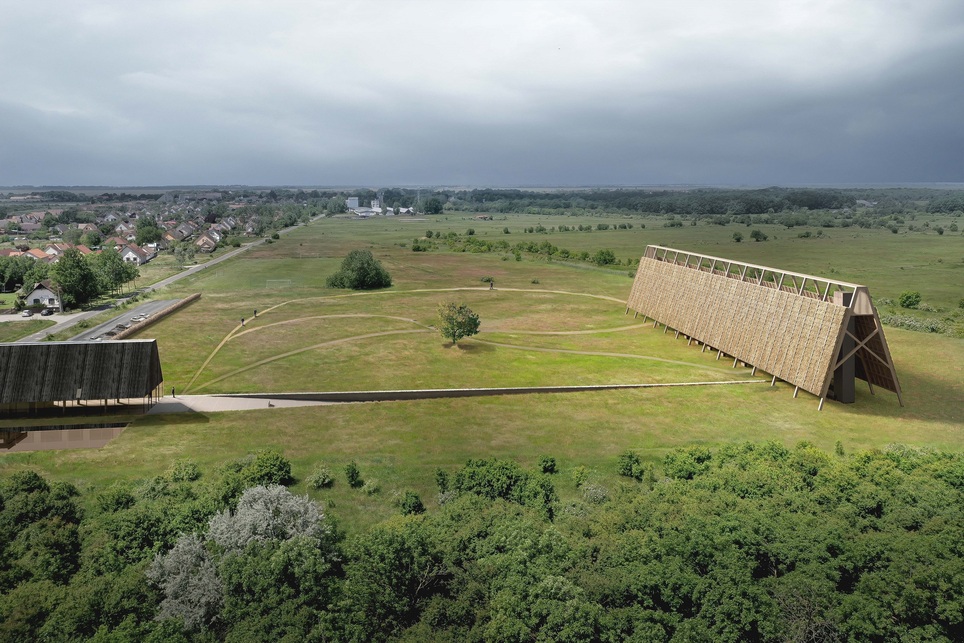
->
[70, 299, 179, 341]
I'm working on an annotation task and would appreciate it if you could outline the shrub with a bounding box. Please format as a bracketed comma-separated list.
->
[539, 456, 557, 474]
[503, 227, 510, 234]
[205, 484, 329, 552]
[306, 465, 334, 489]
[732, 231, 744, 242]
[453, 458, 558, 518]
[582, 483, 609, 505]
[361, 479, 380, 495]
[399, 491, 425, 515]
[435, 469, 449, 493]
[571, 465, 590, 488]
[238, 451, 293, 487]
[617, 451, 645, 481]
[345, 461, 363, 488]
[466, 228, 475, 236]
[167, 459, 202, 482]
[592, 248, 617, 265]
[531, 278, 540, 284]
[899, 291, 922, 309]
[271, 233, 280, 240]
[480, 276, 494, 283]
[662, 446, 712, 480]
[881, 314, 945, 334]
[750, 229, 768, 242]
[96, 486, 136, 513]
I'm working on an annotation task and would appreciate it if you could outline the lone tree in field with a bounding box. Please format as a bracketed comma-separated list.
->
[326, 249, 392, 290]
[437, 302, 481, 344]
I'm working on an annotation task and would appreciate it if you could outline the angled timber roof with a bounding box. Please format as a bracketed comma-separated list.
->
[627, 246, 901, 405]
[0, 340, 163, 404]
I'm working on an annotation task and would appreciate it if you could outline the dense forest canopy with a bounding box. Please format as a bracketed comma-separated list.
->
[2, 443, 962, 641]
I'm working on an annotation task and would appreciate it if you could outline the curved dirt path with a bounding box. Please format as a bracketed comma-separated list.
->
[190, 328, 432, 392]
[185, 287, 624, 391]
[466, 337, 731, 371]
[184, 287, 731, 394]
[185, 314, 432, 392]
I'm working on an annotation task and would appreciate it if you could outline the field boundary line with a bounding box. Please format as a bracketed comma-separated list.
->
[213, 379, 768, 404]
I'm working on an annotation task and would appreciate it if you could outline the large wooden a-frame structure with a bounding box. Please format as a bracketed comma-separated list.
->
[627, 245, 902, 408]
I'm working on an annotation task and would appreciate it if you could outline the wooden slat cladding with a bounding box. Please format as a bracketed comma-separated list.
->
[628, 256, 847, 397]
[0, 340, 162, 404]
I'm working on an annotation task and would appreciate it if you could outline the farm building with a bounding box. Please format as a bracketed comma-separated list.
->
[0, 339, 164, 415]
[627, 246, 902, 408]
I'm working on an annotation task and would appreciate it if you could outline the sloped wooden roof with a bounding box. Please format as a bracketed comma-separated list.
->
[0, 340, 162, 404]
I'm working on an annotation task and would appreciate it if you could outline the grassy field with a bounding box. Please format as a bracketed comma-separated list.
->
[1, 213, 961, 532]
[0, 319, 55, 342]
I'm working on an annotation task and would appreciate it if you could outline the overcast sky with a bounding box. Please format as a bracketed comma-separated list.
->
[1, 0, 962, 187]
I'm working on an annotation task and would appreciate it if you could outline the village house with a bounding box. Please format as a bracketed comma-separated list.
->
[23, 248, 53, 262]
[194, 230, 221, 252]
[23, 280, 60, 310]
[119, 244, 152, 265]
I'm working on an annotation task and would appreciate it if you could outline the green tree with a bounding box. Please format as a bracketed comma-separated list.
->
[171, 242, 195, 268]
[423, 198, 443, 214]
[326, 250, 392, 290]
[326, 197, 347, 214]
[343, 518, 445, 640]
[436, 302, 481, 344]
[135, 218, 162, 246]
[750, 229, 768, 242]
[51, 249, 100, 308]
[90, 248, 135, 295]
[732, 231, 744, 242]
[80, 230, 102, 248]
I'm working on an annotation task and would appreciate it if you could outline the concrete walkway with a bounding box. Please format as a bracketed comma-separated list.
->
[149, 379, 767, 415]
[148, 394, 331, 414]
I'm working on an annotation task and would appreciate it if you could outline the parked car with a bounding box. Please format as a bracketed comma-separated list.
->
[21, 309, 33, 317]
[40, 308, 54, 316]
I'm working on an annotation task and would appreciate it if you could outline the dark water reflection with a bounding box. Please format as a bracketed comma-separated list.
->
[0, 423, 128, 452]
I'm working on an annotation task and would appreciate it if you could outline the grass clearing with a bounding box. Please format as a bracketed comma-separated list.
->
[0, 214, 961, 533]
[0, 319, 55, 341]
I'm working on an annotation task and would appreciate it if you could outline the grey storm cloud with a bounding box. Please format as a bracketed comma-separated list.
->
[1, 0, 962, 186]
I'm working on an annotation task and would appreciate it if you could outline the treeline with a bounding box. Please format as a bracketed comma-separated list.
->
[443, 187, 861, 215]
[0, 248, 138, 306]
[2, 442, 962, 641]
[11, 187, 964, 218]
[3, 191, 163, 203]
[413, 229, 633, 267]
